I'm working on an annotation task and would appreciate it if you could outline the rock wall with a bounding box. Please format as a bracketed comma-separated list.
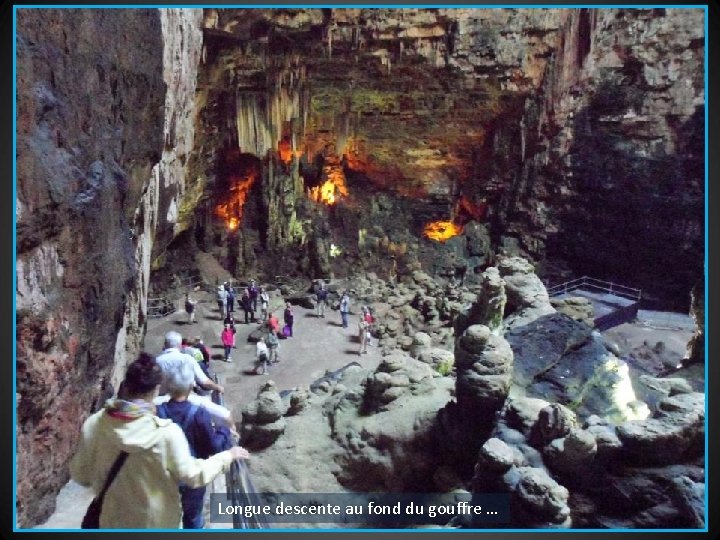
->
[471, 8, 704, 308]
[166, 8, 703, 309]
[15, 8, 203, 526]
[111, 9, 204, 387]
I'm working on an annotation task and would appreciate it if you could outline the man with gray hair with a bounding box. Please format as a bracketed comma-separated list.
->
[156, 360, 236, 528]
[155, 330, 233, 427]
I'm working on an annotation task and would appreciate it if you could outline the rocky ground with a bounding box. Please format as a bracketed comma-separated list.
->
[36, 257, 704, 530]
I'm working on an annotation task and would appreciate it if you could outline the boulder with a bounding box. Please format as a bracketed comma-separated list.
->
[501, 397, 552, 437]
[455, 267, 506, 336]
[616, 392, 704, 465]
[550, 296, 594, 327]
[496, 256, 555, 328]
[543, 428, 597, 478]
[504, 466, 571, 527]
[361, 353, 435, 413]
[669, 476, 705, 528]
[529, 403, 577, 447]
[240, 381, 287, 449]
[455, 325, 514, 415]
[475, 438, 522, 473]
[285, 294, 315, 309]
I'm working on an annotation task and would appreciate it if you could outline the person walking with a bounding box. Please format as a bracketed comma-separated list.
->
[339, 291, 350, 329]
[240, 288, 253, 324]
[154, 331, 230, 426]
[266, 330, 280, 364]
[362, 306, 375, 347]
[255, 337, 270, 375]
[185, 293, 197, 324]
[267, 312, 280, 335]
[316, 283, 328, 318]
[358, 316, 369, 355]
[283, 302, 295, 338]
[70, 353, 249, 529]
[226, 284, 236, 316]
[248, 280, 259, 313]
[259, 287, 270, 322]
[221, 324, 235, 362]
[155, 361, 234, 529]
[216, 285, 228, 315]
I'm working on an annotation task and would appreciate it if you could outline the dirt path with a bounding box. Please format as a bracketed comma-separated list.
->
[143, 291, 383, 416]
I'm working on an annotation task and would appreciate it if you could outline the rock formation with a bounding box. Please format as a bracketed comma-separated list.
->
[239, 381, 287, 450]
[14, 7, 705, 529]
[16, 8, 203, 526]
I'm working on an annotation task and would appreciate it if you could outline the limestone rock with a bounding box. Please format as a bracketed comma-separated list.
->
[497, 257, 548, 305]
[455, 325, 514, 415]
[683, 280, 704, 367]
[409, 332, 432, 357]
[501, 397, 551, 437]
[455, 266, 506, 336]
[416, 347, 455, 375]
[550, 296, 595, 327]
[240, 381, 287, 449]
[543, 428, 597, 478]
[530, 403, 577, 447]
[287, 388, 311, 416]
[505, 466, 571, 527]
[361, 353, 435, 413]
[476, 438, 521, 473]
[616, 392, 704, 465]
[669, 476, 705, 528]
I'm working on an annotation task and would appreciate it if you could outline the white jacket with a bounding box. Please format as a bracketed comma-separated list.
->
[70, 408, 234, 528]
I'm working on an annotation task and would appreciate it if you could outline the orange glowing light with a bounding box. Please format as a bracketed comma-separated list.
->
[215, 173, 257, 231]
[308, 163, 349, 206]
[424, 220, 463, 242]
[278, 139, 303, 164]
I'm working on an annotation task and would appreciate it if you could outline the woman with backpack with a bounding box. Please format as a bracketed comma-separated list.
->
[155, 360, 235, 528]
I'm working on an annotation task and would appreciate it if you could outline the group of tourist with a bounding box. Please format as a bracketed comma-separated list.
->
[71, 331, 248, 529]
[69, 279, 378, 529]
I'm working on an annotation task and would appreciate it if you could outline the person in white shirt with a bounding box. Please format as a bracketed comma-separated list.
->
[154, 331, 234, 429]
[256, 337, 270, 375]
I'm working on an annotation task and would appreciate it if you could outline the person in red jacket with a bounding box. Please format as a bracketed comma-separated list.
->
[220, 324, 235, 363]
[267, 312, 280, 335]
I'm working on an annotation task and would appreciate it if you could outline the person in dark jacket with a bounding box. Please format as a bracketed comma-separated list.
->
[240, 288, 253, 324]
[248, 280, 259, 313]
[156, 360, 235, 528]
[283, 302, 295, 337]
[225, 284, 236, 316]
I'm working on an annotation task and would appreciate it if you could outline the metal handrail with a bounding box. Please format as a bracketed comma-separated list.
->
[146, 277, 209, 319]
[213, 374, 269, 530]
[547, 276, 641, 301]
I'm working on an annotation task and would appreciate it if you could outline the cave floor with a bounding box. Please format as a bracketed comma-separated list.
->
[36, 290, 383, 529]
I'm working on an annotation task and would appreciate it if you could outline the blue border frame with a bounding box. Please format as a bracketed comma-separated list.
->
[12, 3, 710, 534]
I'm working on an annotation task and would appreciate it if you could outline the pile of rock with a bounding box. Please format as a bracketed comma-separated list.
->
[238, 381, 287, 450]
[469, 387, 705, 528]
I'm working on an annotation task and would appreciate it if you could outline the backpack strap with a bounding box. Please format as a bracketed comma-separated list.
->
[155, 403, 168, 419]
[98, 451, 129, 502]
[180, 404, 200, 432]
